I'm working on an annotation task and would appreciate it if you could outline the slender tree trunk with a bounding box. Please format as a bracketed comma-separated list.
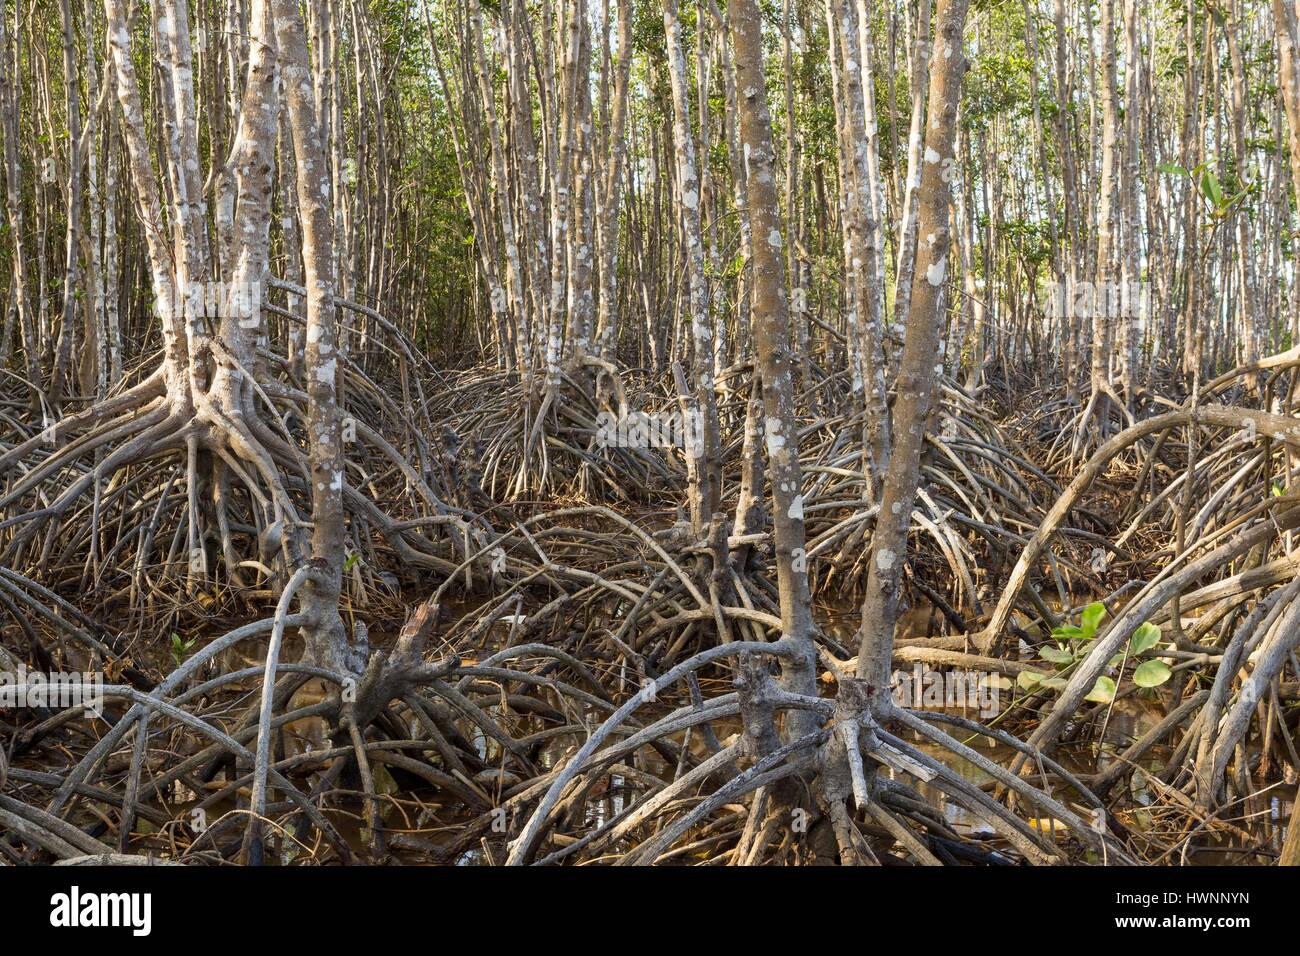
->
[1092, 0, 1119, 431]
[728, 0, 817, 738]
[832, 0, 890, 494]
[271, 0, 348, 673]
[594, 0, 632, 364]
[892, 0, 932, 332]
[1120, 0, 1142, 399]
[856, 0, 969, 701]
[664, 0, 722, 534]
[1053, 0, 1080, 400]
[50, 0, 83, 406]
[1272, 0, 1300, 259]
[470, 1, 526, 376]
[0, 9, 39, 397]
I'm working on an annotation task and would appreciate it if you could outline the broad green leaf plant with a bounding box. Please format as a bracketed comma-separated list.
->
[1018, 602, 1171, 704]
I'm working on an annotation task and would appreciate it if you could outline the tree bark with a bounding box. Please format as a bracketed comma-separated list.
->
[271, 0, 348, 672]
[856, 0, 970, 702]
[728, 0, 818, 737]
[664, 0, 722, 535]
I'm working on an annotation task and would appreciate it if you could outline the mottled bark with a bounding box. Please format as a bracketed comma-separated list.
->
[832, 0, 889, 492]
[891, 0, 932, 332]
[856, 0, 969, 699]
[594, 0, 632, 362]
[271, 0, 348, 672]
[0, 9, 39, 395]
[663, 0, 722, 533]
[728, 0, 818, 736]
[1093, 0, 1119, 410]
[1273, 0, 1300, 211]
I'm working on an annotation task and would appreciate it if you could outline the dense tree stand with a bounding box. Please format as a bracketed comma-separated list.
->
[3, 0, 1300, 868]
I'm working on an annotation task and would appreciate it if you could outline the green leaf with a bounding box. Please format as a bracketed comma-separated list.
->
[1085, 676, 1116, 703]
[1080, 602, 1106, 638]
[1051, 624, 1086, 640]
[1155, 162, 1188, 176]
[1040, 676, 1068, 690]
[343, 551, 360, 572]
[1130, 622, 1162, 655]
[1039, 645, 1075, 665]
[1201, 169, 1223, 206]
[1017, 671, 1043, 690]
[1133, 659, 1172, 688]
